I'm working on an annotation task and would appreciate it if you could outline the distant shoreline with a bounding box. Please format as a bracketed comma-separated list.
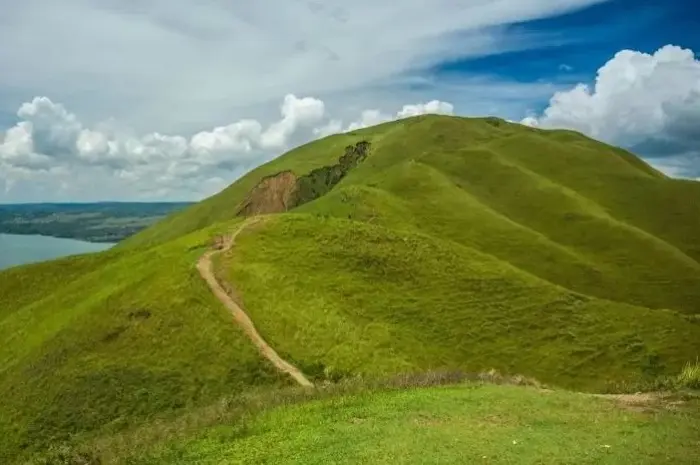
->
[0, 231, 119, 244]
[0, 201, 192, 243]
[0, 233, 115, 270]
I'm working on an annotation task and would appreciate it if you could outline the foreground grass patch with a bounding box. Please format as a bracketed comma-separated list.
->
[128, 382, 700, 465]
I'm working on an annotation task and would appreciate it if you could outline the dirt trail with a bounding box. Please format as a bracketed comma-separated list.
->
[197, 218, 314, 388]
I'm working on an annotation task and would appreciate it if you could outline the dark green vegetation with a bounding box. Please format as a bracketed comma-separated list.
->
[292, 140, 371, 207]
[0, 202, 192, 242]
[1, 115, 699, 463]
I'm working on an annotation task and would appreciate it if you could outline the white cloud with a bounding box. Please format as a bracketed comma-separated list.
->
[14, 97, 82, 162]
[260, 95, 326, 149]
[313, 120, 344, 138]
[523, 45, 700, 178]
[0, 0, 606, 134]
[0, 94, 456, 202]
[317, 99, 455, 136]
[190, 121, 263, 163]
[397, 100, 454, 119]
[76, 129, 110, 160]
[0, 123, 40, 167]
[520, 116, 540, 128]
[346, 110, 393, 132]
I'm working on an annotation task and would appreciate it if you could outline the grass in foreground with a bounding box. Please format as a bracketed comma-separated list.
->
[57, 377, 699, 465]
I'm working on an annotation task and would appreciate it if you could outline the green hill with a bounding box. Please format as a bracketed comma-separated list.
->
[122, 115, 700, 312]
[1, 115, 699, 462]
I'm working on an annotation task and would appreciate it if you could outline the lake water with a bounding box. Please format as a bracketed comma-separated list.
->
[0, 233, 115, 271]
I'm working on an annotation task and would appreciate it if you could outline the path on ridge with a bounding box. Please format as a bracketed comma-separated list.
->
[197, 217, 314, 388]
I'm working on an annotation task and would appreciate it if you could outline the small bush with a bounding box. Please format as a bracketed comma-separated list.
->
[676, 358, 700, 389]
[31, 444, 101, 465]
[602, 358, 700, 394]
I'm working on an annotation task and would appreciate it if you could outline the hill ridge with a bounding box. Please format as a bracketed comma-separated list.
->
[421, 150, 700, 274]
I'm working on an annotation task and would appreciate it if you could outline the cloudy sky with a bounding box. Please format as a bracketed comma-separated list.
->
[1, 0, 698, 202]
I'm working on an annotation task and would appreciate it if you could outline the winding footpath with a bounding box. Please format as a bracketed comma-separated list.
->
[197, 218, 314, 388]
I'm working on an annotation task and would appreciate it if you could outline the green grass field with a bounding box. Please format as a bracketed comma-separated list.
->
[132, 385, 700, 465]
[1, 115, 699, 463]
[40, 376, 700, 465]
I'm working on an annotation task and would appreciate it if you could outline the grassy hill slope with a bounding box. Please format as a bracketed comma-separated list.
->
[2, 115, 699, 461]
[222, 214, 698, 391]
[0, 223, 287, 461]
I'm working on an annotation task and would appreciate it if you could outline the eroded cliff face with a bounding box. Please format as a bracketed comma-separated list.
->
[237, 141, 371, 217]
[237, 171, 299, 216]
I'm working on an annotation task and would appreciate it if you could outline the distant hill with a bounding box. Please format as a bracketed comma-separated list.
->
[1, 115, 698, 462]
[0, 202, 192, 243]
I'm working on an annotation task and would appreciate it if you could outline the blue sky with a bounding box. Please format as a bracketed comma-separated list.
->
[0, 0, 698, 202]
[434, 0, 699, 108]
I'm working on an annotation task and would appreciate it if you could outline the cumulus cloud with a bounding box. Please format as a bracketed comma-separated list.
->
[17, 97, 82, 158]
[315, 99, 454, 136]
[260, 95, 326, 149]
[523, 45, 700, 178]
[397, 100, 455, 119]
[0, 94, 455, 201]
[189, 121, 263, 166]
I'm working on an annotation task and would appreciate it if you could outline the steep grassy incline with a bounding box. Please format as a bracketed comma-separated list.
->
[222, 214, 699, 391]
[0, 222, 287, 462]
[291, 116, 700, 314]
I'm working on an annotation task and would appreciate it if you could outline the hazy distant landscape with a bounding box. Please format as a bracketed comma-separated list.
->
[0, 202, 192, 243]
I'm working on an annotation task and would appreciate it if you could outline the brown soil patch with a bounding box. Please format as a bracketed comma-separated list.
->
[412, 413, 446, 427]
[592, 392, 683, 413]
[237, 171, 298, 217]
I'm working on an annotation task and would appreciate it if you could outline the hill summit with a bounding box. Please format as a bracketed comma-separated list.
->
[1, 114, 699, 461]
